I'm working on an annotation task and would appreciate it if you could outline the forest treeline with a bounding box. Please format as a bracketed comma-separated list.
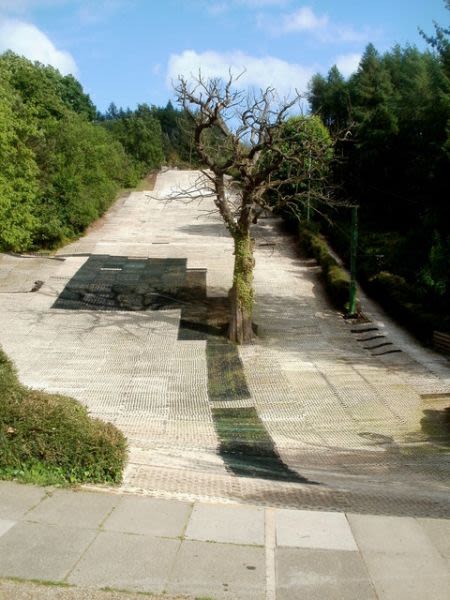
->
[307, 35, 450, 336]
[98, 100, 197, 168]
[0, 52, 193, 252]
[0, 51, 134, 251]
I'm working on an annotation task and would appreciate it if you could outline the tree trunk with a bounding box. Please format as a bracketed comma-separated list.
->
[228, 231, 255, 344]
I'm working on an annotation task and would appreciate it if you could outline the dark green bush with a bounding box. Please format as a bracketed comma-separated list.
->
[0, 349, 127, 485]
[368, 271, 409, 298]
[298, 224, 350, 310]
[367, 271, 450, 340]
[326, 265, 351, 308]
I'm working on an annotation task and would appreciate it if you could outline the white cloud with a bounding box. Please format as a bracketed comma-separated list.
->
[206, 0, 289, 15]
[207, 2, 228, 15]
[0, 0, 67, 14]
[167, 49, 314, 97]
[332, 25, 372, 44]
[236, 0, 290, 6]
[0, 0, 131, 25]
[0, 18, 77, 75]
[335, 53, 361, 77]
[282, 6, 328, 33]
[76, 0, 132, 26]
[260, 4, 372, 44]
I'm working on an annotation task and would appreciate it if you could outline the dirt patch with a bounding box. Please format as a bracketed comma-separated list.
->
[0, 579, 189, 599]
[135, 171, 158, 191]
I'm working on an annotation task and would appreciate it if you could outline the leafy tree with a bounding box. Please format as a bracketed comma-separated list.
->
[0, 60, 39, 250]
[420, 0, 450, 78]
[309, 66, 350, 133]
[59, 74, 96, 120]
[36, 113, 137, 242]
[0, 52, 138, 251]
[420, 232, 450, 302]
[350, 44, 399, 147]
[101, 103, 164, 171]
[175, 74, 334, 343]
[264, 115, 333, 219]
[151, 101, 199, 165]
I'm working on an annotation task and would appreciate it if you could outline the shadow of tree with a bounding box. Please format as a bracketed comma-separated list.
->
[52, 254, 317, 485]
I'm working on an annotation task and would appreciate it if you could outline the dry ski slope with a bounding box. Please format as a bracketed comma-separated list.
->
[0, 169, 449, 513]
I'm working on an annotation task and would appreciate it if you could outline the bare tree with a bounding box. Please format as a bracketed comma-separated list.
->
[174, 72, 333, 344]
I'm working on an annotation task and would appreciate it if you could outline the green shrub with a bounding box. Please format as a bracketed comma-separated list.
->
[326, 265, 351, 308]
[0, 349, 127, 485]
[298, 224, 350, 310]
[367, 271, 450, 340]
[0, 52, 139, 252]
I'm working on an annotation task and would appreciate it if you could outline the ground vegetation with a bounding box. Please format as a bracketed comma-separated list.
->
[0, 349, 127, 485]
[0, 52, 139, 252]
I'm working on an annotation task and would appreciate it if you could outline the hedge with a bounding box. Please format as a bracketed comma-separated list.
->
[0, 349, 127, 485]
[298, 224, 351, 311]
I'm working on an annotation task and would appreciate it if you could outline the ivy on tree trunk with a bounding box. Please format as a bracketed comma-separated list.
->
[229, 232, 255, 344]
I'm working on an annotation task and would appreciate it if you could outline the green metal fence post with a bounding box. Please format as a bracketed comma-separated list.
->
[306, 149, 312, 224]
[348, 205, 358, 316]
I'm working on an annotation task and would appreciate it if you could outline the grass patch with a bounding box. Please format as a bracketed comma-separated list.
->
[1, 576, 72, 588]
[1, 578, 195, 598]
[0, 348, 127, 486]
[134, 171, 157, 192]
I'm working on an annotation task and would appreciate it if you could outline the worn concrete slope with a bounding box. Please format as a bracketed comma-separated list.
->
[0, 169, 449, 514]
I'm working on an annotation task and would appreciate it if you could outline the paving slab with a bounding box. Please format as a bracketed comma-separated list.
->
[418, 517, 450, 559]
[347, 513, 441, 556]
[165, 539, 265, 599]
[185, 502, 265, 545]
[26, 489, 119, 529]
[276, 547, 377, 600]
[67, 530, 180, 593]
[276, 508, 358, 551]
[360, 552, 450, 600]
[0, 519, 15, 538]
[103, 495, 191, 538]
[0, 481, 47, 519]
[0, 522, 96, 581]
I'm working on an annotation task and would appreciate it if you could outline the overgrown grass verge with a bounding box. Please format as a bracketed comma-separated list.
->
[0, 349, 127, 486]
[134, 170, 158, 192]
[298, 224, 351, 311]
[0, 577, 193, 599]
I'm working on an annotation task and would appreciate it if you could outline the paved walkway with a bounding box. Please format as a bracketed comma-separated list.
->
[0, 481, 449, 600]
[0, 169, 449, 514]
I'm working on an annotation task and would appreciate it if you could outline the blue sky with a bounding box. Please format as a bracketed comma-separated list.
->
[0, 1, 448, 112]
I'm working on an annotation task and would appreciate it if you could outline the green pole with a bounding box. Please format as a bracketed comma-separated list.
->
[348, 205, 358, 316]
[306, 149, 312, 224]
